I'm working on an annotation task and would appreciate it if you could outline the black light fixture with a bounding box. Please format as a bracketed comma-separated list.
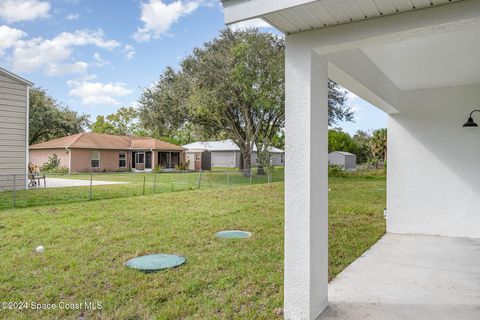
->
[463, 110, 480, 127]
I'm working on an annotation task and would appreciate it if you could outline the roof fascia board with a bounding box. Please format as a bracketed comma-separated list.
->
[222, 0, 317, 24]
[0, 67, 33, 86]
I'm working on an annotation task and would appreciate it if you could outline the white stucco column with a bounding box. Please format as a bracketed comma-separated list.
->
[284, 40, 329, 320]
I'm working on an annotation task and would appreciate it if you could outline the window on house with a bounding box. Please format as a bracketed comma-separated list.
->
[119, 152, 126, 168]
[281, 154, 284, 164]
[135, 152, 145, 164]
[91, 151, 100, 168]
[195, 154, 200, 161]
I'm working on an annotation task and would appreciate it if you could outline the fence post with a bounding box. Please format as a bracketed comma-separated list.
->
[89, 173, 93, 200]
[197, 170, 202, 189]
[143, 176, 146, 195]
[12, 174, 16, 208]
[153, 173, 157, 193]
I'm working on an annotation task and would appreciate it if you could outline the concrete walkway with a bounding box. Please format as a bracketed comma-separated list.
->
[36, 178, 127, 188]
[318, 233, 480, 320]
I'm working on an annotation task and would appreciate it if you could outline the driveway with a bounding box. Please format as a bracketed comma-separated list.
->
[34, 178, 127, 188]
[318, 233, 480, 320]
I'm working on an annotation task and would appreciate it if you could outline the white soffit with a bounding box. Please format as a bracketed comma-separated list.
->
[225, 0, 462, 34]
[361, 27, 480, 90]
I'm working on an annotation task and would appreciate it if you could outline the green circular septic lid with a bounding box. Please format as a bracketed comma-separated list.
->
[215, 230, 252, 239]
[125, 254, 186, 272]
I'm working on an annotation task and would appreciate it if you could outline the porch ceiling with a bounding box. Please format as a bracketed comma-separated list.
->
[361, 27, 480, 90]
[222, 0, 462, 34]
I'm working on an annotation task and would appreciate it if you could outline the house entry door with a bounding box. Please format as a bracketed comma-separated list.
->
[159, 152, 169, 168]
[145, 152, 152, 169]
[135, 152, 145, 170]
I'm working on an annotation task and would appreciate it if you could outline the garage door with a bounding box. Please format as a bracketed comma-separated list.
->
[211, 151, 237, 168]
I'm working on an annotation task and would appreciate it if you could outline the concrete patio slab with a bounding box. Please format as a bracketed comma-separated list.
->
[318, 233, 480, 320]
[36, 178, 127, 188]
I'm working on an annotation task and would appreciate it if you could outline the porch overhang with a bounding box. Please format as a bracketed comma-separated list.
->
[222, 0, 463, 34]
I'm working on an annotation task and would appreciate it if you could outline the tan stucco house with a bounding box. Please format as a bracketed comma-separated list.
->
[0, 67, 33, 189]
[29, 132, 186, 173]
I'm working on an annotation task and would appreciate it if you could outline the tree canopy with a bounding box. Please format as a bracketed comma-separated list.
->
[328, 129, 387, 166]
[138, 28, 353, 170]
[328, 129, 359, 155]
[370, 128, 387, 166]
[90, 107, 145, 136]
[29, 87, 89, 145]
[352, 130, 371, 164]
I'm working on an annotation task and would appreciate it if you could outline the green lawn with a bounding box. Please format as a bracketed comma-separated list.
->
[0, 168, 285, 210]
[0, 174, 385, 319]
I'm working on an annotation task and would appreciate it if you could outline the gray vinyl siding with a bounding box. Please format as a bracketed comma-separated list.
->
[0, 72, 28, 178]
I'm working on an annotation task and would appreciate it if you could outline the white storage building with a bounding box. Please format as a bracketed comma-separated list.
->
[183, 139, 284, 168]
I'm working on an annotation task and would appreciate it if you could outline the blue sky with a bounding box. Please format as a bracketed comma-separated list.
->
[338, 89, 387, 135]
[0, 0, 385, 135]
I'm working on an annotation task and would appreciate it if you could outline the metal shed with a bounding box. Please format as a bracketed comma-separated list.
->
[183, 139, 284, 168]
[328, 151, 357, 170]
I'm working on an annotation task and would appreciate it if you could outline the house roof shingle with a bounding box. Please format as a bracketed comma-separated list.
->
[30, 132, 185, 151]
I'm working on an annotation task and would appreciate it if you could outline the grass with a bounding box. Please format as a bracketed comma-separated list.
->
[0, 173, 385, 319]
[0, 168, 285, 210]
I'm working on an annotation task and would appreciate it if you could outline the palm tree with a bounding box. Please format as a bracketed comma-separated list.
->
[370, 128, 387, 168]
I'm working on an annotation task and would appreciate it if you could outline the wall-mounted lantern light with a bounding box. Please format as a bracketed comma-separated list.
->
[463, 110, 480, 127]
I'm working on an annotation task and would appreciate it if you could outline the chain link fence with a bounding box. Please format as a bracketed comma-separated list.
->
[0, 167, 284, 210]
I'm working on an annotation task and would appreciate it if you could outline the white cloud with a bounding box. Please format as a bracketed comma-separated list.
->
[67, 80, 132, 106]
[0, 26, 26, 56]
[0, 0, 51, 23]
[66, 13, 80, 20]
[231, 18, 272, 31]
[123, 45, 135, 60]
[11, 29, 120, 75]
[133, 0, 202, 42]
[44, 61, 88, 76]
[80, 73, 98, 81]
[93, 52, 109, 67]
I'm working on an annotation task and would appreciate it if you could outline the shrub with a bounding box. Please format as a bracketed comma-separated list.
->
[175, 160, 190, 171]
[50, 166, 69, 174]
[153, 165, 164, 173]
[328, 164, 346, 177]
[41, 154, 62, 172]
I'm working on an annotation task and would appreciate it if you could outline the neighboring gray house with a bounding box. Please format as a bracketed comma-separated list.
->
[183, 139, 284, 168]
[328, 151, 357, 170]
[0, 67, 33, 189]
